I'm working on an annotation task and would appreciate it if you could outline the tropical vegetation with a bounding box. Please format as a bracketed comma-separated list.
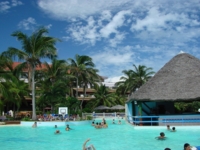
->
[2, 27, 198, 121]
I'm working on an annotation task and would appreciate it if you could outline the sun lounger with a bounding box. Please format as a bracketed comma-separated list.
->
[0, 116, 8, 121]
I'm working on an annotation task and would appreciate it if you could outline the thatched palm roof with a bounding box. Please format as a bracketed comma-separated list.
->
[128, 53, 200, 102]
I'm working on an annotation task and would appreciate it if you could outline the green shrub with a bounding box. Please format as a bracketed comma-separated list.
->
[21, 117, 31, 121]
[86, 115, 92, 120]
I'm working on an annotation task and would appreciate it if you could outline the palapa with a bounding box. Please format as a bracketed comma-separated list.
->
[128, 53, 200, 102]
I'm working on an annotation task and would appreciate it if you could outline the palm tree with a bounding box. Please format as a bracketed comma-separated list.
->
[67, 54, 101, 110]
[88, 84, 117, 109]
[36, 59, 70, 112]
[44, 59, 67, 82]
[116, 64, 154, 94]
[131, 64, 154, 88]
[2, 27, 60, 120]
[0, 55, 30, 114]
[115, 70, 136, 94]
[4, 78, 29, 112]
[38, 80, 67, 113]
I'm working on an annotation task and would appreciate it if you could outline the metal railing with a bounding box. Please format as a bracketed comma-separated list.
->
[82, 112, 125, 120]
[126, 115, 200, 126]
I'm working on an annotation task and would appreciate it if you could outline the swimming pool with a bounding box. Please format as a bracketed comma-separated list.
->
[0, 119, 200, 150]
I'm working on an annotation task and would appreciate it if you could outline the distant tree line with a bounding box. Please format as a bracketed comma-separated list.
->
[0, 27, 154, 120]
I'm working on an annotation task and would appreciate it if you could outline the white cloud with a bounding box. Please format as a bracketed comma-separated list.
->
[0, 0, 22, 13]
[104, 76, 122, 83]
[37, 0, 132, 20]
[46, 24, 52, 29]
[100, 10, 131, 38]
[90, 45, 136, 79]
[0, 1, 11, 12]
[18, 18, 53, 31]
[65, 10, 131, 46]
[66, 16, 100, 45]
[109, 32, 126, 47]
[18, 17, 37, 30]
[11, 0, 22, 7]
[36, 0, 200, 82]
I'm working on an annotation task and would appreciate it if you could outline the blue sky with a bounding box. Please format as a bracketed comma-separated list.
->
[1, 0, 200, 83]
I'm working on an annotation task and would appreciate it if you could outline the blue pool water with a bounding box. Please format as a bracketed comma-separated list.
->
[0, 120, 200, 150]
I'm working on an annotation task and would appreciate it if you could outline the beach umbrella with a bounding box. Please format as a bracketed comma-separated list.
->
[94, 105, 110, 110]
[110, 105, 125, 110]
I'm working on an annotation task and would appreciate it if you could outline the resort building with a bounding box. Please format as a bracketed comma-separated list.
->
[2, 62, 118, 112]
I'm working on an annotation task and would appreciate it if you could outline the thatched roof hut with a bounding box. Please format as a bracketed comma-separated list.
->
[128, 53, 200, 102]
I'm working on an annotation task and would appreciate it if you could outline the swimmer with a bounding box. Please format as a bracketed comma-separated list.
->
[32, 122, 37, 128]
[91, 121, 95, 126]
[118, 120, 121, 124]
[171, 127, 176, 132]
[55, 125, 57, 128]
[112, 119, 115, 124]
[155, 132, 166, 140]
[167, 125, 170, 130]
[184, 143, 198, 150]
[54, 130, 61, 134]
[164, 148, 171, 150]
[184, 143, 191, 150]
[83, 138, 96, 150]
[66, 124, 72, 131]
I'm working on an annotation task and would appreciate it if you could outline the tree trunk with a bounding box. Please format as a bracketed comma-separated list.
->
[31, 65, 37, 120]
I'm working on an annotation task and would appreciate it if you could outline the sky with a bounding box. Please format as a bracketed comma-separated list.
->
[1, 0, 200, 84]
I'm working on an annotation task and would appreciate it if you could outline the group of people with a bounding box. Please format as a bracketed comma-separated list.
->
[91, 118, 122, 129]
[159, 125, 200, 150]
[112, 119, 121, 124]
[37, 114, 54, 121]
[91, 118, 108, 128]
[32, 122, 72, 134]
[155, 125, 176, 140]
[54, 124, 72, 134]
[167, 125, 176, 132]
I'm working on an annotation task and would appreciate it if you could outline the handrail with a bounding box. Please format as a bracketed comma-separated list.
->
[82, 112, 125, 120]
[127, 115, 200, 126]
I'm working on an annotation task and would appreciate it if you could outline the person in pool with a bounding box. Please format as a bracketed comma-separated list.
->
[54, 130, 61, 134]
[91, 121, 95, 126]
[171, 127, 176, 132]
[184, 143, 191, 150]
[83, 138, 96, 150]
[184, 143, 200, 150]
[164, 148, 171, 150]
[167, 125, 170, 130]
[66, 124, 71, 131]
[156, 132, 166, 140]
[32, 122, 37, 128]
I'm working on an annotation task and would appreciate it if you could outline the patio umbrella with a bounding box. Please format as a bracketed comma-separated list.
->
[94, 105, 110, 110]
[110, 105, 125, 110]
[44, 107, 51, 110]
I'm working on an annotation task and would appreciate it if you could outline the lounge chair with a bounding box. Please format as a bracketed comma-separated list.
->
[0, 116, 8, 121]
